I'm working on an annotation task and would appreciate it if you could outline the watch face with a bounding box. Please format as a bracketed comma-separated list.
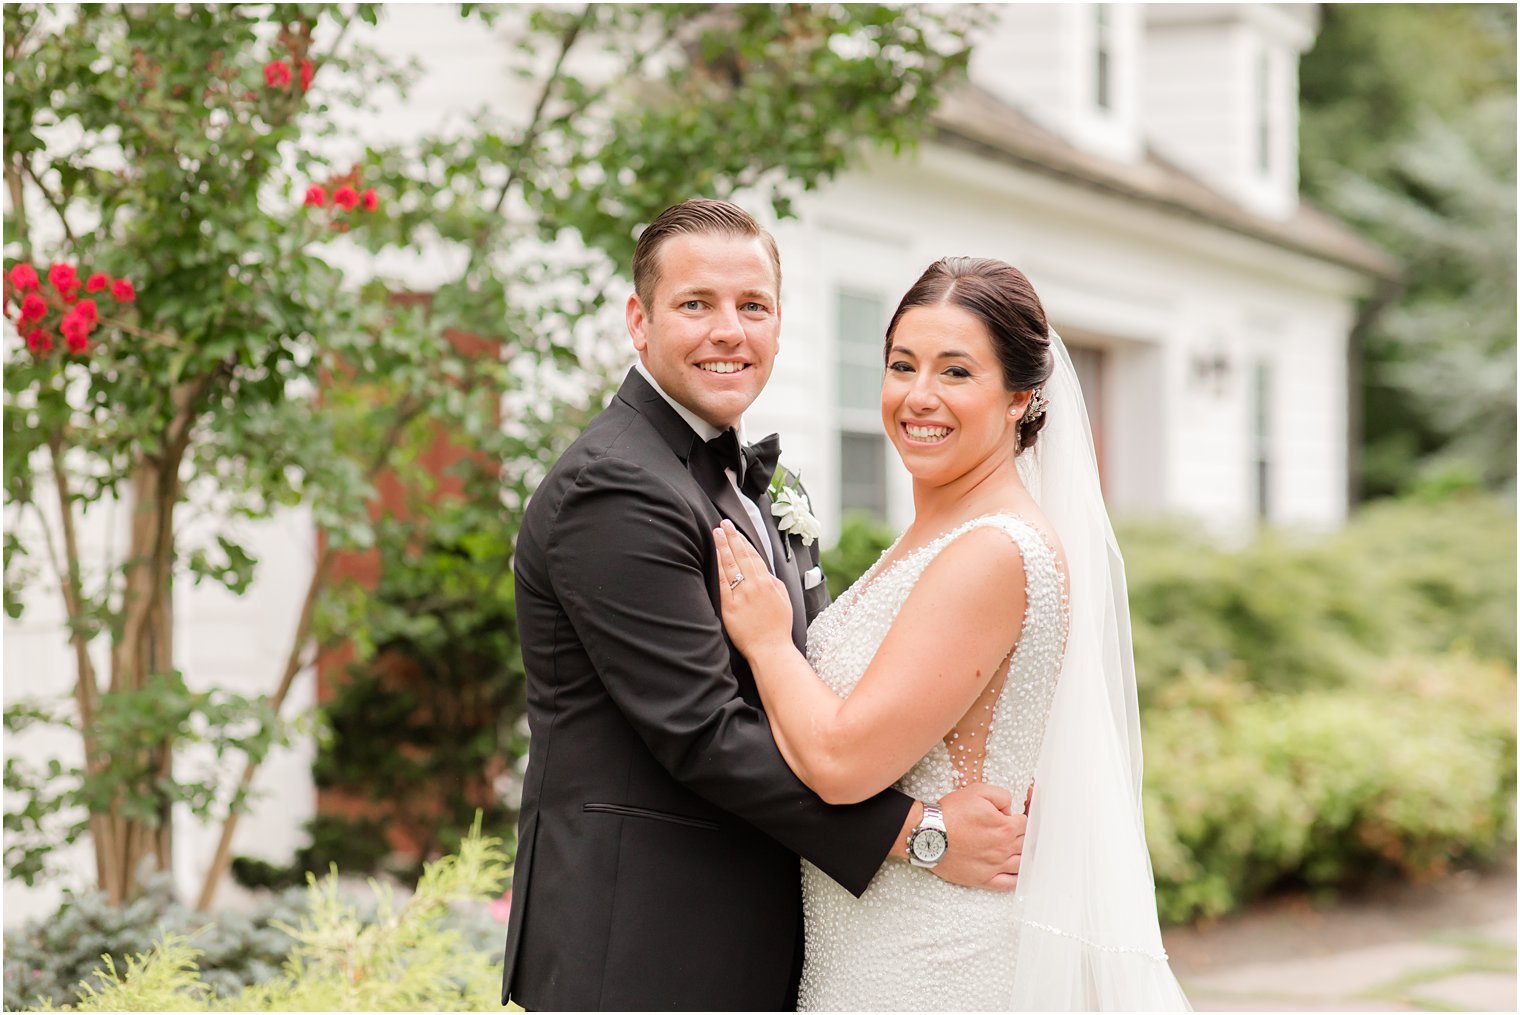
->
[912, 828, 947, 863]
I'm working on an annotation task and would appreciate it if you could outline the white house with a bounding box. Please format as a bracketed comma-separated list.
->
[749, 4, 1395, 540]
[3, 3, 1395, 924]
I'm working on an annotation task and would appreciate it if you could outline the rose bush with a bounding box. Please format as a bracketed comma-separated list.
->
[4, 2, 987, 911]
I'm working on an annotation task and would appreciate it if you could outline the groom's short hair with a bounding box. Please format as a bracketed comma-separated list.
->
[632, 199, 781, 306]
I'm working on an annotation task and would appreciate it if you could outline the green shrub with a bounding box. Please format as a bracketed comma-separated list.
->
[1122, 522, 1374, 696]
[1329, 495, 1516, 663]
[823, 497, 1515, 701]
[820, 512, 897, 598]
[304, 528, 526, 883]
[19, 824, 510, 1012]
[233, 815, 394, 891]
[3, 874, 307, 1010]
[1120, 494, 1515, 698]
[1144, 654, 1517, 923]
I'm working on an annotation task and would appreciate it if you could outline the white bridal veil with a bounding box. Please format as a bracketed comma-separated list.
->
[1008, 331, 1192, 1010]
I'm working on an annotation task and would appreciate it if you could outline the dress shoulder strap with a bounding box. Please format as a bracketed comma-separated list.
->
[933, 512, 1066, 610]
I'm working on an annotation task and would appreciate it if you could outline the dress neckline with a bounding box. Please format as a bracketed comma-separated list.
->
[846, 511, 1055, 608]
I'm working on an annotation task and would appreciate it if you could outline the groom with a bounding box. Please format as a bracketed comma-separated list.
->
[501, 199, 1027, 1011]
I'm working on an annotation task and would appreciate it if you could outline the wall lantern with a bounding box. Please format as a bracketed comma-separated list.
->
[1191, 347, 1232, 396]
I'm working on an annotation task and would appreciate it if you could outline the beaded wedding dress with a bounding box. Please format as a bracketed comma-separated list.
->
[798, 513, 1067, 1012]
[794, 330, 1190, 1012]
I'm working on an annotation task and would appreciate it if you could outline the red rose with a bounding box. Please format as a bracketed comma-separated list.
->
[20, 293, 46, 325]
[75, 298, 99, 326]
[360, 188, 378, 212]
[333, 185, 359, 211]
[61, 309, 90, 343]
[25, 329, 53, 355]
[48, 263, 79, 293]
[85, 273, 111, 293]
[264, 60, 292, 88]
[111, 279, 136, 302]
[299, 59, 314, 93]
[303, 184, 327, 207]
[64, 329, 89, 355]
[9, 264, 39, 290]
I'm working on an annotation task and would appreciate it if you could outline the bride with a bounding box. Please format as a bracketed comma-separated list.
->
[713, 257, 1190, 1011]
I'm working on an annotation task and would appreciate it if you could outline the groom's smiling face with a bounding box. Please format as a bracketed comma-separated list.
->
[627, 231, 780, 431]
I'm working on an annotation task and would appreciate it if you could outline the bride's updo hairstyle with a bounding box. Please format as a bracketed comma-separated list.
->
[883, 256, 1055, 453]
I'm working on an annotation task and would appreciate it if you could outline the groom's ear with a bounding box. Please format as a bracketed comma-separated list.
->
[626, 293, 649, 353]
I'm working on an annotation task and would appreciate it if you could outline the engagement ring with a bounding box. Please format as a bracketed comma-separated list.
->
[728, 573, 745, 590]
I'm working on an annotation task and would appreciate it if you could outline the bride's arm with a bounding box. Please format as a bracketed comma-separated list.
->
[714, 520, 1028, 805]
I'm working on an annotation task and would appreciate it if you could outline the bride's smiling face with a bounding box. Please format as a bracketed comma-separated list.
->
[881, 303, 1026, 483]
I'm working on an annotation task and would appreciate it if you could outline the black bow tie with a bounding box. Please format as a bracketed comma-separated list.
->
[704, 429, 782, 500]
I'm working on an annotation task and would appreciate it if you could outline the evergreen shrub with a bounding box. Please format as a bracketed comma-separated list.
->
[3, 873, 306, 1010]
[825, 496, 1515, 923]
[819, 511, 897, 598]
[1120, 494, 1515, 697]
[8, 824, 509, 1012]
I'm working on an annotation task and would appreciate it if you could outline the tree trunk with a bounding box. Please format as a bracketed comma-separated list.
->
[102, 456, 179, 901]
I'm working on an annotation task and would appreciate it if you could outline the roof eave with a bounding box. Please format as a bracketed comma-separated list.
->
[927, 107, 1402, 286]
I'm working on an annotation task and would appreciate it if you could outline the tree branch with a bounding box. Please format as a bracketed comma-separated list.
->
[195, 394, 428, 911]
[93, 313, 178, 349]
[41, 427, 130, 896]
[5, 156, 30, 260]
[466, 4, 595, 261]
[21, 465, 119, 897]
[43, 435, 102, 733]
[163, 358, 231, 470]
[20, 157, 77, 250]
[466, 7, 701, 265]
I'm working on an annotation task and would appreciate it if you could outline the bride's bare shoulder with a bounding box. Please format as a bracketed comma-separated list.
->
[915, 523, 1032, 603]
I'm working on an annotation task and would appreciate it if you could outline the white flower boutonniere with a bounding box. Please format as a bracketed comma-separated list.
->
[769, 470, 822, 547]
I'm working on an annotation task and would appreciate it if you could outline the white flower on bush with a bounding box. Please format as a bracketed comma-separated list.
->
[770, 484, 822, 546]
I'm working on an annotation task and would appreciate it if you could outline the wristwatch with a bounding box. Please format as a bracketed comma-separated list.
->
[906, 803, 948, 868]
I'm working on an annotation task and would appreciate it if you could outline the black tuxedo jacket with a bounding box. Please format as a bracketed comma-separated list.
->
[501, 369, 913, 1011]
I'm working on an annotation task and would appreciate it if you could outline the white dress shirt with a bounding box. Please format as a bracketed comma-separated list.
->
[634, 359, 776, 571]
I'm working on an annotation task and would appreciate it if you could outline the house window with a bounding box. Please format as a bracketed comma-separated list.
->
[1251, 359, 1273, 519]
[840, 431, 888, 520]
[836, 290, 883, 415]
[1094, 5, 1114, 112]
[836, 289, 888, 520]
[1255, 49, 1273, 174]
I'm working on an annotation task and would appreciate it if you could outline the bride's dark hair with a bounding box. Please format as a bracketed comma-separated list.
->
[883, 256, 1055, 453]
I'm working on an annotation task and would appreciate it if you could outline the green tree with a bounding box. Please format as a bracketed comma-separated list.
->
[296, 2, 986, 886]
[1299, 4, 1517, 497]
[3, 2, 983, 908]
[2, 2, 429, 905]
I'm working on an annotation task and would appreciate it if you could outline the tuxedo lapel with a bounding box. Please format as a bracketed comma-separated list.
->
[689, 443, 770, 572]
[617, 368, 702, 464]
[759, 492, 808, 651]
[616, 367, 790, 630]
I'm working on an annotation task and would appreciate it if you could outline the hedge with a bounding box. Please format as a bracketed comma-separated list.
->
[1144, 655, 1515, 923]
[826, 496, 1516, 922]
